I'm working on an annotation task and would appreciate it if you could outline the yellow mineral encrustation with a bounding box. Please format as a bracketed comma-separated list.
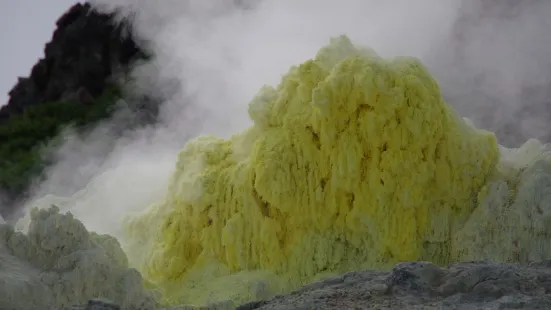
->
[122, 36, 500, 306]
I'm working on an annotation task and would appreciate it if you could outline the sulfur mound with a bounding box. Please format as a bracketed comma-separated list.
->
[0, 205, 158, 310]
[123, 36, 499, 306]
[453, 139, 551, 262]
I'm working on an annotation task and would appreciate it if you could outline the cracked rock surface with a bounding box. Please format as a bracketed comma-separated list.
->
[64, 260, 551, 309]
[236, 260, 551, 310]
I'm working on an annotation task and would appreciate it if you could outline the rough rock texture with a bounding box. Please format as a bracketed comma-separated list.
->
[236, 260, 551, 310]
[62, 260, 551, 309]
[0, 2, 145, 117]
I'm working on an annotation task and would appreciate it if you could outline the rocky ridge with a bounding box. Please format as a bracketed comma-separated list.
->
[238, 260, 551, 310]
[62, 260, 551, 310]
[0, 2, 161, 218]
[0, 2, 144, 117]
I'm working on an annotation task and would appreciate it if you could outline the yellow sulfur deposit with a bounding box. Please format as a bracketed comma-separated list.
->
[123, 36, 499, 306]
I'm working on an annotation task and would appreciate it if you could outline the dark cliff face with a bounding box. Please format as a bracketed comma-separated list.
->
[0, 2, 146, 120]
[0, 2, 159, 218]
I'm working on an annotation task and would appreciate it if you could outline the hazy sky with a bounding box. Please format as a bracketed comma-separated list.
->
[0, 0, 78, 106]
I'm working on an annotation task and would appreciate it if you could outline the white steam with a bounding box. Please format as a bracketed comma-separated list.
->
[427, 0, 551, 145]
[15, 0, 551, 242]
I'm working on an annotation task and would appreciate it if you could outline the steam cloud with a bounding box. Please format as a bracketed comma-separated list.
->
[13, 0, 551, 243]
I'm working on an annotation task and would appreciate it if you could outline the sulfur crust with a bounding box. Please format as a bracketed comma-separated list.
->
[453, 139, 551, 263]
[0, 206, 158, 310]
[122, 35, 500, 306]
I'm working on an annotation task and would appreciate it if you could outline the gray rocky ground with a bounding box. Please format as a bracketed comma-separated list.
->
[65, 259, 551, 310]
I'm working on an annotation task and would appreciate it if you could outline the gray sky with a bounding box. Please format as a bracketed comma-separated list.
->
[0, 0, 78, 106]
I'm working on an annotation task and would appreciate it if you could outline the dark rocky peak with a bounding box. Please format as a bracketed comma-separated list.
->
[0, 2, 158, 219]
[0, 2, 146, 121]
